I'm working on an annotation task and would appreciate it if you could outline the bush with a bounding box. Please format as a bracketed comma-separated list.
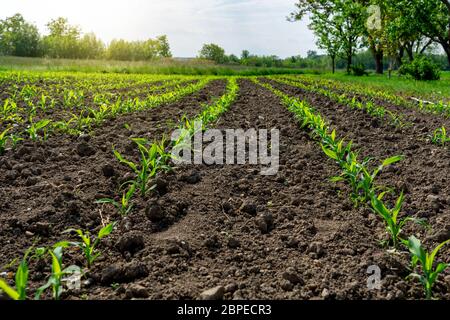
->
[351, 63, 368, 76]
[399, 55, 441, 80]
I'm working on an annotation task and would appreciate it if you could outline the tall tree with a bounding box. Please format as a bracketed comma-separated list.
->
[43, 17, 81, 58]
[398, 0, 450, 66]
[156, 35, 172, 57]
[290, 0, 366, 74]
[0, 14, 41, 57]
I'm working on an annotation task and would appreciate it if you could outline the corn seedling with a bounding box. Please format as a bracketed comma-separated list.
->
[0, 257, 28, 300]
[406, 235, 450, 299]
[96, 184, 135, 216]
[431, 126, 450, 146]
[324, 147, 403, 205]
[356, 155, 404, 203]
[0, 127, 11, 154]
[26, 119, 52, 141]
[39, 94, 48, 111]
[113, 137, 172, 196]
[371, 192, 426, 248]
[90, 105, 111, 125]
[9, 133, 24, 148]
[1, 99, 18, 118]
[35, 246, 81, 300]
[0, 246, 45, 300]
[60, 222, 115, 268]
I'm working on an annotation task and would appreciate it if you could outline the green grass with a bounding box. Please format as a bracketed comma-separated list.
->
[0, 56, 313, 76]
[312, 71, 450, 103]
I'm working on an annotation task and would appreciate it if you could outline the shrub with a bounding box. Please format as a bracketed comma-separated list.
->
[351, 63, 368, 76]
[399, 55, 441, 80]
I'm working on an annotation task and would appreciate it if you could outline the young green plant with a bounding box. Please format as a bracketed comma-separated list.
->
[0, 247, 45, 300]
[35, 246, 81, 300]
[371, 192, 426, 248]
[0, 127, 11, 155]
[60, 222, 115, 268]
[431, 126, 450, 146]
[113, 137, 172, 197]
[96, 184, 135, 216]
[407, 235, 449, 299]
[27, 119, 52, 141]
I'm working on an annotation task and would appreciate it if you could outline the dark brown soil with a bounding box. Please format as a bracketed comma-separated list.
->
[0, 78, 449, 300]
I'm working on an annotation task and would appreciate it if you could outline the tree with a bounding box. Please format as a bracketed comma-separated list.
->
[290, 0, 366, 74]
[241, 49, 250, 60]
[156, 35, 172, 57]
[78, 33, 105, 59]
[198, 43, 227, 64]
[0, 14, 41, 57]
[107, 37, 171, 61]
[395, 0, 450, 66]
[307, 17, 342, 73]
[43, 17, 81, 58]
[228, 54, 240, 64]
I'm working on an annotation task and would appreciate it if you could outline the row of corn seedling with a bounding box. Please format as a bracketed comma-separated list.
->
[98, 77, 239, 216]
[254, 78, 449, 300]
[0, 79, 212, 155]
[270, 76, 407, 128]
[1, 77, 194, 124]
[0, 78, 241, 300]
[272, 76, 449, 148]
[287, 75, 450, 117]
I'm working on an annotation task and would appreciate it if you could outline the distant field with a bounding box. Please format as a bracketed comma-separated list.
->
[0, 55, 309, 76]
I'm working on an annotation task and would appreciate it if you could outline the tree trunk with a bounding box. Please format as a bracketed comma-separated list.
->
[331, 55, 335, 74]
[346, 54, 352, 74]
[396, 46, 405, 68]
[370, 42, 384, 74]
[406, 48, 414, 61]
[405, 42, 414, 61]
[374, 50, 384, 74]
[438, 40, 450, 67]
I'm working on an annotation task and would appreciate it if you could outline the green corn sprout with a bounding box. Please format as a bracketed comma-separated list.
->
[431, 126, 450, 146]
[27, 119, 52, 141]
[60, 222, 115, 268]
[35, 246, 81, 300]
[0, 257, 29, 300]
[407, 236, 449, 299]
[357, 155, 404, 202]
[113, 137, 172, 197]
[9, 133, 23, 149]
[371, 192, 426, 248]
[1, 99, 18, 118]
[39, 94, 47, 111]
[96, 184, 136, 216]
[0, 247, 45, 300]
[90, 105, 111, 124]
[0, 127, 11, 154]
[324, 145, 403, 205]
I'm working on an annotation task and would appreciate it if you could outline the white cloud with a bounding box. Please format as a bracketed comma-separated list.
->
[1, 0, 317, 58]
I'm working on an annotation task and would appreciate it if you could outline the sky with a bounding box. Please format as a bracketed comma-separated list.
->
[0, 0, 318, 58]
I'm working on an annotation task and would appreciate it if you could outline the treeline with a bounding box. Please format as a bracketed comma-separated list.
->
[0, 14, 172, 60]
[198, 44, 450, 71]
[289, 0, 450, 74]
